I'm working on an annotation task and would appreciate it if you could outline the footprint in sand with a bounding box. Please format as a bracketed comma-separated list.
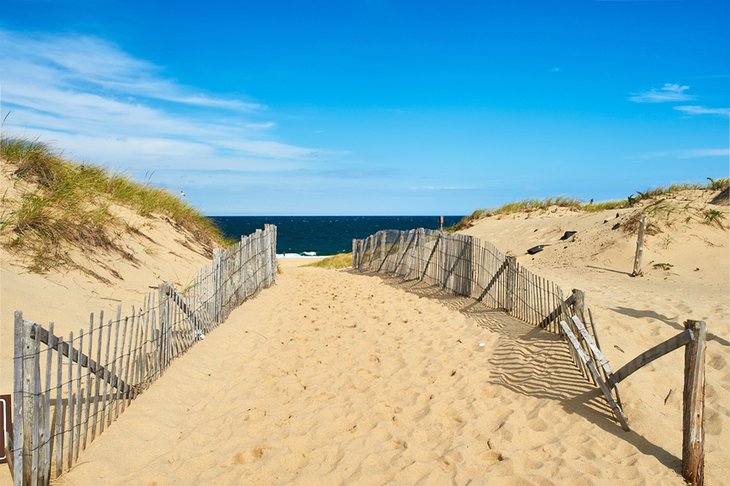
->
[482, 450, 504, 462]
[233, 445, 268, 464]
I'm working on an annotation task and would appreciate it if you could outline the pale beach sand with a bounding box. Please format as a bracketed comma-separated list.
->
[50, 258, 717, 485]
[2, 179, 728, 484]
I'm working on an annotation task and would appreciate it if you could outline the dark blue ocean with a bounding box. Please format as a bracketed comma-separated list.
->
[209, 216, 463, 256]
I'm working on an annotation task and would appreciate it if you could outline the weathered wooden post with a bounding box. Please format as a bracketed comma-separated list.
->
[631, 215, 646, 277]
[398, 231, 405, 273]
[213, 249, 223, 323]
[682, 320, 706, 486]
[505, 256, 517, 313]
[571, 289, 586, 323]
[13, 311, 28, 485]
[380, 232, 387, 267]
[352, 239, 357, 268]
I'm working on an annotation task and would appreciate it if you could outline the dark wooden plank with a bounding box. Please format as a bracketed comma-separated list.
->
[609, 329, 692, 387]
[29, 320, 130, 396]
[682, 320, 706, 486]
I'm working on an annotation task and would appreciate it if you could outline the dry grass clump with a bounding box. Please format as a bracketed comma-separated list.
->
[448, 178, 728, 232]
[304, 253, 352, 269]
[1, 136, 225, 274]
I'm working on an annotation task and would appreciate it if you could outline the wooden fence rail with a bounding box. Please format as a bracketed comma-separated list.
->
[353, 228, 706, 485]
[10, 225, 277, 485]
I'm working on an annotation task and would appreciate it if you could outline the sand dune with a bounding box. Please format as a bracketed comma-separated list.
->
[460, 191, 730, 484]
[4, 184, 728, 484]
[55, 260, 697, 485]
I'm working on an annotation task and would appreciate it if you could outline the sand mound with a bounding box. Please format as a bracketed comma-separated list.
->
[0, 159, 217, 444]
[459, 189, 730, 483]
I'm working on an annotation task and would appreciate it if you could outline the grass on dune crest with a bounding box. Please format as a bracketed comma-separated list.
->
[304, 253, 352, 269]
[1, 136, 226, 274]
[447, 178, 730, 232]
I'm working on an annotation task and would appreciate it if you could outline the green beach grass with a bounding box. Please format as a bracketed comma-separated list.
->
[447, 179, 729, 232]
[1, 136, 227, 272]
[304, 253, 352, 269]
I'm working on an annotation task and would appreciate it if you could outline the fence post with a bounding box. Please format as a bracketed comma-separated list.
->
[631, 215, 646, 277]
[270, 225, 277, 282]
[505, 256, 517, 314]
[352, 239, 357, 268]
[682, 320, 706, 486]
[213, 249, 223, 323]
[571, 289, 586, 323]
[13, 312, 27, 485]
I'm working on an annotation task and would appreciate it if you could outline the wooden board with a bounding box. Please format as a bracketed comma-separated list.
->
[559, 320, 630, 431]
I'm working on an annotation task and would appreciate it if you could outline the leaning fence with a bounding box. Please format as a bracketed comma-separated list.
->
[9, 224, 277, 485]
[353, 228, 706, 485]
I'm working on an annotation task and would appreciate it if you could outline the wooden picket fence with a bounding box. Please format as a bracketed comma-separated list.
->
[9, 225, 277, 485]
[353, 228, 707, 485]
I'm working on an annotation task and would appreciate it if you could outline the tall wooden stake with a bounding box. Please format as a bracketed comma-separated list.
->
[682, 320, 706, 486]
[631, 215, 646, 277]
[505, 256, 517, 313]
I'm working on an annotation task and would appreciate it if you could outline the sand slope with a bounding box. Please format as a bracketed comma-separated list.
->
[460, 191, 730, 484]
[55, 261, 693, 485]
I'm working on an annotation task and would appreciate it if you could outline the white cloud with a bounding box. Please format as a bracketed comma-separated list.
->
[0, 28, 333, 177]
[674, 105, 730, 116]
[630, 83, 695, 103]
[638, 148, 730, 159]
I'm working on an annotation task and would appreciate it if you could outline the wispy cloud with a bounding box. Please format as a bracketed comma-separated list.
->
[629, 83, 695, 103]
[674, 105, 730, 117]
[638, 148, 730, 159]
[409, 185, 477, 192]
[0, 28, 338, 179]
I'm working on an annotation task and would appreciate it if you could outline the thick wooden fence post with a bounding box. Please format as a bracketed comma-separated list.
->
[631, 215, 646, 277]
[682, 320, 706, 486]
[380, 232, 387, 266]
[352, 239, 357, 268]
[505, 256, 517, 313]
[572, 289, 586, 323]
[13, 311, 26, 485]
[213, 249, 223, 323]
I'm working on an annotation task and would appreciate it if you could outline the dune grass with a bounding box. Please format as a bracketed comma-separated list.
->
[1, 136, 226, 272]
[304, 253, 352, 269]
[447, 178, 729, 232]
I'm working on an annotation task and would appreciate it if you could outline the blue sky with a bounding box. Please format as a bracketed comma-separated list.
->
[1, 0, 728, 215]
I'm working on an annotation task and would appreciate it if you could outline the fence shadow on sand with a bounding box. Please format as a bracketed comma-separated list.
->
[354, 270, 680, 474]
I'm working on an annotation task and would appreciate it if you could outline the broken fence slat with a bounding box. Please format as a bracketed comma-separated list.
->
[559, 320, 630, 431]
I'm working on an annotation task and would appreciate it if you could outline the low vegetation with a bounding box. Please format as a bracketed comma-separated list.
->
[448, 178, 729, 232]
[1, 136, 226, 274]
[304, 253, 352, 269]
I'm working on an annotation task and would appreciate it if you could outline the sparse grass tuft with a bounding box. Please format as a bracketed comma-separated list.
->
[707, 177, 730, 191]
[304, 253, 352, 269]
[450, 177, 728, 231]
[1, 136, 226, 274]
[448, 196, 626, 231]
[703, 208, 725, 229]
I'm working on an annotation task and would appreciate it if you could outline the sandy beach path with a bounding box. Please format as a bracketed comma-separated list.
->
[56, 261, 686, 485]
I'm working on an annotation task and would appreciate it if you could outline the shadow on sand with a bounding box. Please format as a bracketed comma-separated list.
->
[610, 305, 729, 347]
[350, 269, 682, 475]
